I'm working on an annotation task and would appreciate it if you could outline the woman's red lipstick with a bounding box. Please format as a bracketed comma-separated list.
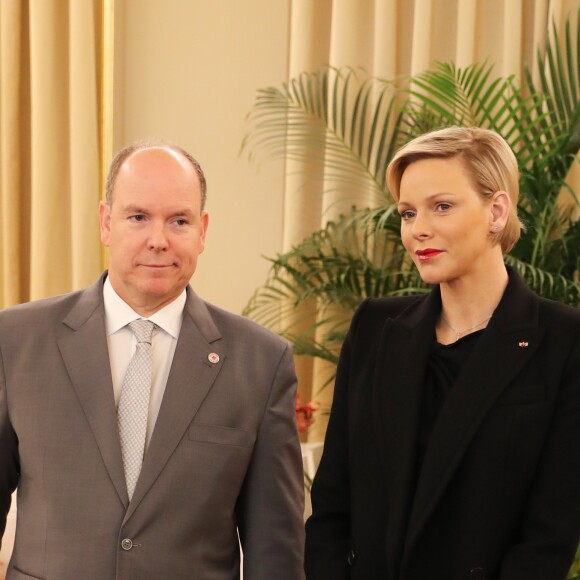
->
[415, 248, 444, 261]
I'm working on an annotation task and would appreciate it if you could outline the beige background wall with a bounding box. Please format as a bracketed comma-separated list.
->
[113, 0, 291, 314]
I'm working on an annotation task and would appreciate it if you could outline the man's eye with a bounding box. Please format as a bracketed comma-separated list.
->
[130, 214, 146, 222]
[174, 218, 188, 226]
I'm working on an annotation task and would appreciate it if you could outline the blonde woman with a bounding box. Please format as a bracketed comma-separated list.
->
[305, 127, 580, 580]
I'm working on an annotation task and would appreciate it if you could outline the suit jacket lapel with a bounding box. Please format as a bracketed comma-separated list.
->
[57, 274, 129, 507]
[404, 268, 544, 555]
[372, 289, 441, 575]
[125, 288, 224, 519]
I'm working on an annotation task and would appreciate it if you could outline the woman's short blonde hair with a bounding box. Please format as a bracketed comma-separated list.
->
[386, 126, 523, 253]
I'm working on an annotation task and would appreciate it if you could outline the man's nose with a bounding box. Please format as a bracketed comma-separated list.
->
[147, 222, 169, 250]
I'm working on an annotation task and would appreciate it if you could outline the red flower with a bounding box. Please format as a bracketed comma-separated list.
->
[295, 394, 319, 433]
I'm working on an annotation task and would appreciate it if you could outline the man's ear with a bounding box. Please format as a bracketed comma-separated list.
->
[198, 211, 209, 254]
[489, 190, 510, 233]
[99, 201, 112, 246]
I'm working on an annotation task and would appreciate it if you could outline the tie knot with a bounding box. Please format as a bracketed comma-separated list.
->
[129, 319, 155, 344]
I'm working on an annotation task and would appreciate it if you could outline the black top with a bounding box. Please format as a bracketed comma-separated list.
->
[415, 330, 485, 485]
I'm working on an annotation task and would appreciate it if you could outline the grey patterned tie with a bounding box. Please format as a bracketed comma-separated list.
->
[117, 319, 155, 500]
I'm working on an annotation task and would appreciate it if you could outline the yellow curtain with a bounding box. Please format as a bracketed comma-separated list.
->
[286, 0, 580, 441]
[0, 0, 104, 308]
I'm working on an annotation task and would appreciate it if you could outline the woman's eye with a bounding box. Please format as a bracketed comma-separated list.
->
[435, 203, 452, 212]
[400, 210, 415, 220]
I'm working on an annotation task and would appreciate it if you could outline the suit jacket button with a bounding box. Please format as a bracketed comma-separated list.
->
[121, 538, 133, 551]
[470, 567, 485, 579]
[347, 549, 356, 566]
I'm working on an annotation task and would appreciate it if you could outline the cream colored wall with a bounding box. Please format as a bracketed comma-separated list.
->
[113, 0, 291, 314]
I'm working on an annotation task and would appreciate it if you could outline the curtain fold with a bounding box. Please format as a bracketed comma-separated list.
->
[0, 0, 28, 306]
[284, 0, 580, 441]
[411, 0, 433, 75]
[0, 0, 103, 308]
[69, 0, 103, 290]
[456, 0, 477, 67]
[503, 0, 523, 77]
[373, 0, 398, 78]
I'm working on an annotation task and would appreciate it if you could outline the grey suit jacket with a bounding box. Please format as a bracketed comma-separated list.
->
[0, 273, 305, 580]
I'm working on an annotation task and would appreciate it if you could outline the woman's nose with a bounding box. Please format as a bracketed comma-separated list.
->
[411, 213, 431, 239]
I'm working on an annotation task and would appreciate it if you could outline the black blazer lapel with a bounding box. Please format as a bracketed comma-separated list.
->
[404, 268, 544, 557]
[125, 288, 225, 518]
[57, 274, 129, 507]
[372, 288, 441, 574]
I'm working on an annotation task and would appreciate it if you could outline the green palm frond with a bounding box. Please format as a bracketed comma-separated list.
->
[243, 209, 427, 358]
[407, 61, 519, 129]
[243, 210, 426, 313]
[569, 544, 580, 579]
[525, 10, 580, 156]
[241, 67, 407, 206]
[505, 254, 580, 305]
[407, 61, 559, 170]
[514, 13, 579, 282]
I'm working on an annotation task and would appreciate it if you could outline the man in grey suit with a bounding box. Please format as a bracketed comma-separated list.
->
[0, 141, 305, 579]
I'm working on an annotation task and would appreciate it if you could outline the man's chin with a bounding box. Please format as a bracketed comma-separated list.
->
[142, 274, 189, 293]
[140, 265, 176, 277]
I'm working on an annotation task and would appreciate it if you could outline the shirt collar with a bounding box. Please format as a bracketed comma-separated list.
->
[103, 277, 186, 339]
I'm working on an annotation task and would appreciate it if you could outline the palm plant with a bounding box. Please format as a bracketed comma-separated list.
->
[241, 10, 579, 370]
[241, 68, 425, 367]
[569, 544, 580, 580]
[242, 12, 580, 576]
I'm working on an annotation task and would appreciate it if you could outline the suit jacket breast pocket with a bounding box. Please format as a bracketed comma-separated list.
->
[494, 382, 546, 406]
[187, 423, 255, 447]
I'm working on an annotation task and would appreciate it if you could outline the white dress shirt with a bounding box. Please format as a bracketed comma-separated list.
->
[103, 277, 186, 445]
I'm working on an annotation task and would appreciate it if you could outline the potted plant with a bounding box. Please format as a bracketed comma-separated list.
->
[242, 10, 579, 371]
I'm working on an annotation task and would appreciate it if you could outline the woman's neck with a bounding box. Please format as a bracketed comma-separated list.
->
[437, 259, 509, 344]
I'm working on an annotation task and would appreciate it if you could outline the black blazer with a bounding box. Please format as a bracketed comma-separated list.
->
[305, 267, 580, 580]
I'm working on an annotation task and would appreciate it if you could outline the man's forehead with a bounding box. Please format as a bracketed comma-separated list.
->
[115, 146, 201, 193]
[123, 146, 190, 170]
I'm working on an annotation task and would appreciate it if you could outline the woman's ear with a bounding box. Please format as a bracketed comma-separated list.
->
[489, 190, 510, 233]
